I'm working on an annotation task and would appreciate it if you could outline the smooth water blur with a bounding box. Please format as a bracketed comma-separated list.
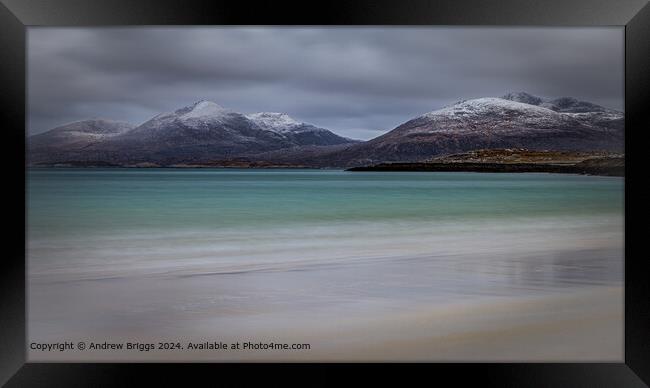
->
[27, 168, 624, 345]
[28, 168, 622, 237]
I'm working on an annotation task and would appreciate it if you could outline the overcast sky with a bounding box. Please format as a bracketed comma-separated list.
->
[28, 27, 623, 139]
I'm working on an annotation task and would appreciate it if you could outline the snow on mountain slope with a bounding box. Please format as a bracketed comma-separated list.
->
[180, 100, 227, 119]
[501, 91, 624, 130]
[413, 97, 578, 133]
[502, 91, 622, 115]
[133, 100, 241, 134]
[28, 93, 622, 167]
[28, 101, 357, 165]
[314, 93, 624, 166]
[246, 112, 357, 146]
[245, 112, 302, 132]
[29, 119, 135, 150]
[84, 100, 290, 163]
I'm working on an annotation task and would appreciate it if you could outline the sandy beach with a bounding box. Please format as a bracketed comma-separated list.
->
[27, 169, 624, 362]
[29, 286, 622, 362]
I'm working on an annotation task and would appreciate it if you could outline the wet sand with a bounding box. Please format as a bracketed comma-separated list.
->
[29, 286, 622, 362]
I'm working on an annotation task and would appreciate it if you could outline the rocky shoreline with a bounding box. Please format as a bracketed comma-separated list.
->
[347, 157, 624, 177]
[28, 149, 625, 177]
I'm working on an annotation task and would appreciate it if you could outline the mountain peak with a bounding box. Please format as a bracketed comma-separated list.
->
[191, 99, 222, 108]
[425, 97, 554, 120]
[501, 92, 545, 106]
[176, 100, 226, 118]
[501, 92, 616, 113]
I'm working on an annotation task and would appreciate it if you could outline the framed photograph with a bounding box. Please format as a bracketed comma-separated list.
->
[1, 0, 648, 385]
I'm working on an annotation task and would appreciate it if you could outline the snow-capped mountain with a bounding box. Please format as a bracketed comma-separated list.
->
[132, 100, 256, 135]
[27, 94, 623, 167]
[501, 92, 624, 131]
[29, 119, 135, 150]
[102, 100, 289, 156]
[245, 112, 301, 132]
[246, 112, 356, 146]
[307, 93, 624, 166]
[28, 101, 357, 165]
[502, 92, 618, 114]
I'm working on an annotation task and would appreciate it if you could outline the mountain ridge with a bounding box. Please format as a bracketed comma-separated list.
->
[28, 93, 623, 167]
[28, 101, 358, 165]
[297, 92, 623, 167]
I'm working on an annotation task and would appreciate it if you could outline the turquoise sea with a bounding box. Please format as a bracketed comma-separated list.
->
[28, 168, 623, 236]
[27, 169, 624, 359]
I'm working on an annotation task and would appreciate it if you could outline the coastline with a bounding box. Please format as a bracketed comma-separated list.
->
[27, 169, 624, 362]
[25, 163, 623, 176]
[347, 161, 624, 177]
[346, 150, 624, 177]
[26, 151, 625, 176]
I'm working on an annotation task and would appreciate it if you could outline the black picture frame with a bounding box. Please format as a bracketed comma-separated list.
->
[1, 0, 648, 386]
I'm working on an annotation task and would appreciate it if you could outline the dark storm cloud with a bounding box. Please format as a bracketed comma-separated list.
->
[28, 27, 623, 139]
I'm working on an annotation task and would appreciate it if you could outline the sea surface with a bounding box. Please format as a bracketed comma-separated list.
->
[27, 168, 624, 359]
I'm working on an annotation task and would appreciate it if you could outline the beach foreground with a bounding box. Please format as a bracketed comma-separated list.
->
[29, 285, 621, 362]
[28, 169, 623, 361]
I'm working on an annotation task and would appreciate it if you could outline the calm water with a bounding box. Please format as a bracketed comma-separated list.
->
[27, 168, 624, 345]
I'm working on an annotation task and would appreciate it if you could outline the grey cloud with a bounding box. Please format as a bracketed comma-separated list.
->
[28, 27, 623, 139]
